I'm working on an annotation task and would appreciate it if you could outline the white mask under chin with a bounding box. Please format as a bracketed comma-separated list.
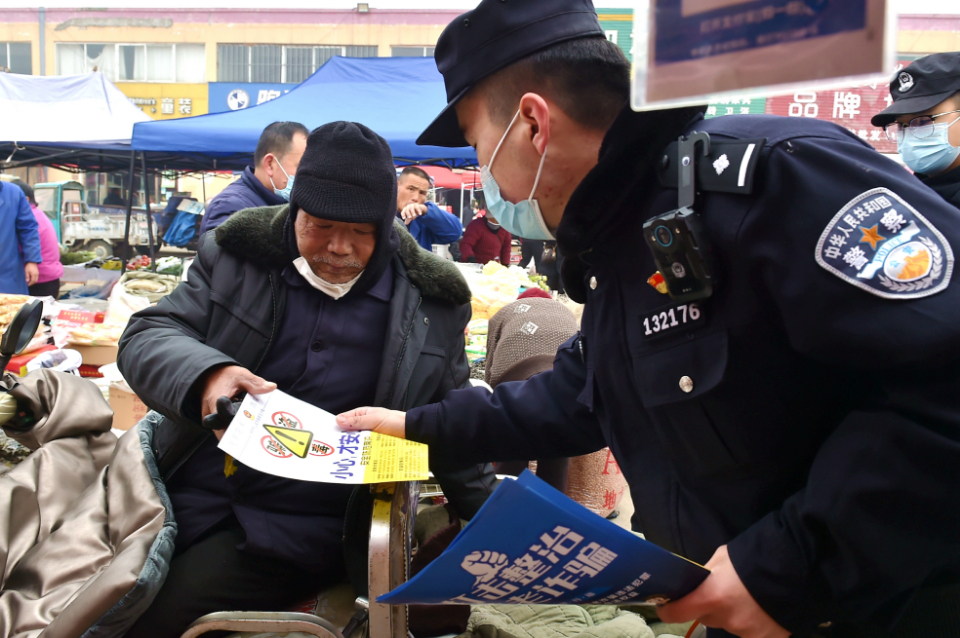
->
[293, 257, 363, 300]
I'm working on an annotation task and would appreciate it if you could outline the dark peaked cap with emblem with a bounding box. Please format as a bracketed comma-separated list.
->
[872, 52, 960, 127]
[417, 0, 605, 148]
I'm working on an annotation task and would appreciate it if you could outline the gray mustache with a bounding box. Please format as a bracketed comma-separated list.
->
[311, 254, 364, 269]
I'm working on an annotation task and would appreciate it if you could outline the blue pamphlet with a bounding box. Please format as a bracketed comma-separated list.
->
[378, 471, 709, 605]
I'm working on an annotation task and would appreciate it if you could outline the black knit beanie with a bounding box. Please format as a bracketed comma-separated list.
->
[285, 121, 400, 299]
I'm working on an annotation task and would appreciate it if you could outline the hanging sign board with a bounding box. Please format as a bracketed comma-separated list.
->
[632, 0, 894, 110]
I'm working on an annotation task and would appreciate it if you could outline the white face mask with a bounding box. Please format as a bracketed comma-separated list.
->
[480, 109, 554, 241]
[293, 257, 363, 300]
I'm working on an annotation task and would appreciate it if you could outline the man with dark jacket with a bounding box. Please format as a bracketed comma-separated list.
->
[118, 122, 495, 638]
[338, 1, 960, 637]
[199, 121, 308, 233]
[872, 52, 960, 210]
[396, 166, 464, 250]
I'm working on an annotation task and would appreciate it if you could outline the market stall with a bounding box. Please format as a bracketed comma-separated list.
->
[0, 258, 184, 433]
[131, 57, 478, 170]
[458, 261, 551, 367]
[0, 72, 150, 173]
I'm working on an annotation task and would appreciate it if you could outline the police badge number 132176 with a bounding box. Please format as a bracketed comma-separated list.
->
[642, 303, 702, 337]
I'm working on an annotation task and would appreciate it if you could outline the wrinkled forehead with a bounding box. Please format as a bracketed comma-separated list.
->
[399, 174, 431, 191]
[299, 212, 377, 233]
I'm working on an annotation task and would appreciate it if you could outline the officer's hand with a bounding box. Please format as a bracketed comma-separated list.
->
[24, 263, 39, 287]
[400, 203, 427, 226]
[201, 365, 276, 439]
[336, 407, 407, 439]
[656, 545, 789, 638]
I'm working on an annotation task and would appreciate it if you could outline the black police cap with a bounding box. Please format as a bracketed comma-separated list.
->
[871, 52, 960, 128]
[417, 0, 605, 148]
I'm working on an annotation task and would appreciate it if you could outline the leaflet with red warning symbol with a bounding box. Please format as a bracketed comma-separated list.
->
[218, 389, 429, 484]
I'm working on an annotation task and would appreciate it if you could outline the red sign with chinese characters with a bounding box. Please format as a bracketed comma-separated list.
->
[764, 62, 914, 154]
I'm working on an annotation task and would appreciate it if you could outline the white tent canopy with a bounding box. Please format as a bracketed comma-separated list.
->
[0, 72, 150, 145]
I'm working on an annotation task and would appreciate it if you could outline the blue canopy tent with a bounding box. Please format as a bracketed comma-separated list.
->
[131, 57, 477, 170]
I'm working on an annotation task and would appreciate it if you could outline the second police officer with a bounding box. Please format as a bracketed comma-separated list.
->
[339, 1, 960, 636]
[873, 52, 960, 210]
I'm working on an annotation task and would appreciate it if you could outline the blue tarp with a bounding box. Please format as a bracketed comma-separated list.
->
[131, 57, 476, 168]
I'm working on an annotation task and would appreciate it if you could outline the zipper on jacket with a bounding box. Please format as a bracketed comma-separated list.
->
[253, 271, 280, 374]
[384, 296, 422, 409]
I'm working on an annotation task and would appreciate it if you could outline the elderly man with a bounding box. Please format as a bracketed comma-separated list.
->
[117, 122, 495, 638]
[200, 121, 309, 233]
[396, 165, 463, 250]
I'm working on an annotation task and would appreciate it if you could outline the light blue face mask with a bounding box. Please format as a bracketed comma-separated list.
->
[898, 117, 960, 176]
[480, 110, 554, 240]
[269, 158, 295, 201]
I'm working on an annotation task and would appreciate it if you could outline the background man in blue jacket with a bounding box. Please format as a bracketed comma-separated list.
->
[199, 121, 308, 234]
[396, 166, 463, 251]
[0, 180, 41, 294]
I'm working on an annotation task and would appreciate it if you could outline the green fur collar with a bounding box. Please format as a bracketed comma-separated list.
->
[214, 205, 472, 306]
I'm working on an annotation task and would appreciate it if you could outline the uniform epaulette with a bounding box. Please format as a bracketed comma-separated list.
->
[657, 137, 766, 195]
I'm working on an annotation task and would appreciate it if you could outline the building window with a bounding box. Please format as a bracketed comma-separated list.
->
[217, 44, 379, 83]
[56, 43, 205, 83]
[390, 46, 435, 58]
[0, 42, 31, 74]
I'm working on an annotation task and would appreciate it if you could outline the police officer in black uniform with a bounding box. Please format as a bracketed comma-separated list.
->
[872, 52, 960, 209]
[338, 2, 960, 636]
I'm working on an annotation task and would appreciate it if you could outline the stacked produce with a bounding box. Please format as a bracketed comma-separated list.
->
[0, 295, 30, 333]
[59, 249, 97, 265]
[155, 256, 185, 277]
[458, 262, 553, 371]
[468, 261, 549, 321]
[65, 323, 125, 347]
[117, 272, 180, 304]
[465, 319, 488, 364]
[126, 255, 152, 271]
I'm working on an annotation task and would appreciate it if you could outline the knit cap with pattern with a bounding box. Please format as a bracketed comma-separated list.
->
[485, 298, 580, 387]
[284, 121, 400, 299]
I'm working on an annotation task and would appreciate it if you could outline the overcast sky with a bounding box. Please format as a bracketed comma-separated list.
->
[10, 0, 959, 13]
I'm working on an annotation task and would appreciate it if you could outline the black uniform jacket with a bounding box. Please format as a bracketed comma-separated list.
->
[405, 108, 960, 636]
[921, 163, 960, 210]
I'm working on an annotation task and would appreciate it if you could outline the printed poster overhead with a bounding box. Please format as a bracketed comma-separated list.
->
[218, 390, 429, 484]
[632, 0, 893, 109]
[379, 471, 709, 606]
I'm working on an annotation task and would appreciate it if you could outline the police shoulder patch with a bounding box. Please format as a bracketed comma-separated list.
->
[815, 188, 954, 299]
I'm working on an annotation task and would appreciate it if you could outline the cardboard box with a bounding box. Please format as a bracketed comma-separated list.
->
[70, 344, 119, 366]
[109, 386, 149, 431]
